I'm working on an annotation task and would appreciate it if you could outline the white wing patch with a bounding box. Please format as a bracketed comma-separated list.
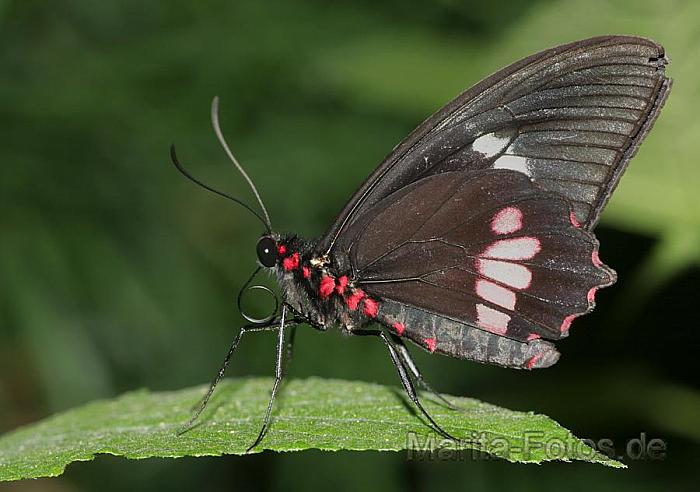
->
[476, 279, 516, 309]
[477, 259, 532, 289]
[491, 206, 523, 235]
[476, 304, 510, 335]
[493, 155, 531, 177]
[483, 237, 541, 260]
[472, 132, 511, 157]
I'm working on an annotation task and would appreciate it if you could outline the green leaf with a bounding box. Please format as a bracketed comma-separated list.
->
[0, 377, 622, 480]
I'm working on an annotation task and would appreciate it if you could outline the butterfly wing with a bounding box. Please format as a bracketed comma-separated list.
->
[318, 36, 671, 256]
[349, 170, 615, 367]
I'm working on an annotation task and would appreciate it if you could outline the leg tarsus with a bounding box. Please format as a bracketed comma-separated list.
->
[178, 316, 291, 436]
[378, 332, 466, 444]
[390, 334, 464, 412]
[246, 305, 289, 452]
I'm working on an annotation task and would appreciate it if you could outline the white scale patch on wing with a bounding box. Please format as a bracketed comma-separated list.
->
[483, 237, 541, 260]
[475, 132, 534, 179]
[493, 155, 531, 177]
[491, 206, 523, 235]
[476, 279, 516, 309]
[476, 304, 510, 335]
[477, 259, 532, 289]
[471, 132, 511, 157]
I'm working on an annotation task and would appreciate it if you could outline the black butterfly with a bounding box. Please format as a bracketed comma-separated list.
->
[171, 35, 671, 449]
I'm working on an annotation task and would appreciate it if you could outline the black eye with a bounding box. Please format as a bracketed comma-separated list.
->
[256, 236, 277, 268]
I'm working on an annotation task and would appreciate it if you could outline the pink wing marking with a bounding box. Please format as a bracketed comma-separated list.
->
[587, 287, 599, 303]
[560, 314, 577, 333]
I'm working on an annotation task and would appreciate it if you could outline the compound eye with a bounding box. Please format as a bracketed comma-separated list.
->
[256, 236, 278, 268]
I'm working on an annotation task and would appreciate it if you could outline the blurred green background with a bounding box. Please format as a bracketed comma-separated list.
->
[1, 0, 699, 490]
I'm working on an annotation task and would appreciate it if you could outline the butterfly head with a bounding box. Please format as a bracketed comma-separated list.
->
[256, 234, 310, 274]
[256, 235, 279, 268]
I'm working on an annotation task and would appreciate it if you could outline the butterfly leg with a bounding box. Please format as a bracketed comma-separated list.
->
[353, 329, 463, 443]
[247, 304, 290, 452]
[390, 334, 463, 412]
[284, 324, 297, 377]
[178, 306, 301, 441]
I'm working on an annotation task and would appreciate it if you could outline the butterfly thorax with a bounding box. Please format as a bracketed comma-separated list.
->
[270, 234, 378, 332]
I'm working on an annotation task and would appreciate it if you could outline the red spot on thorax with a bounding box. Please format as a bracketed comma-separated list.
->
[569, 211, 581, 228]
[302, 266, 311, 279]
[392, 322, 405, 336]
[345, 289, 365, 311]
[282, 252, 300, 271]
[591, 250, 603, 267]
[335, 275, 349, 295]
[277, 244, 287, 255]
[526, 333, 540, 341]
[560, 314, 576, 333]
[362, 298, 379, 318]
[319, 275, 335, 299]
[424, 337, 437, 353]
[526, 353, 542, 369]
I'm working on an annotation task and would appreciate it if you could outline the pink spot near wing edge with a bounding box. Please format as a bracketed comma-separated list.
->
[587, 287, 598, 303]
[560, 314, 577, 333]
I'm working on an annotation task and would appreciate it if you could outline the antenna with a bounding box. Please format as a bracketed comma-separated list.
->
[211, 96, 272, 231]
[170, 144, 271, 233]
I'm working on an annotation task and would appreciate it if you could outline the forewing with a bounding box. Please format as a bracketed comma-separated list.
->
[350, 170, 615, 344]
[318, 36, 671, 255]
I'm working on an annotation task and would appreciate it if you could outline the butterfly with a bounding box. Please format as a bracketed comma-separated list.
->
[171, 35, 671, 449]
